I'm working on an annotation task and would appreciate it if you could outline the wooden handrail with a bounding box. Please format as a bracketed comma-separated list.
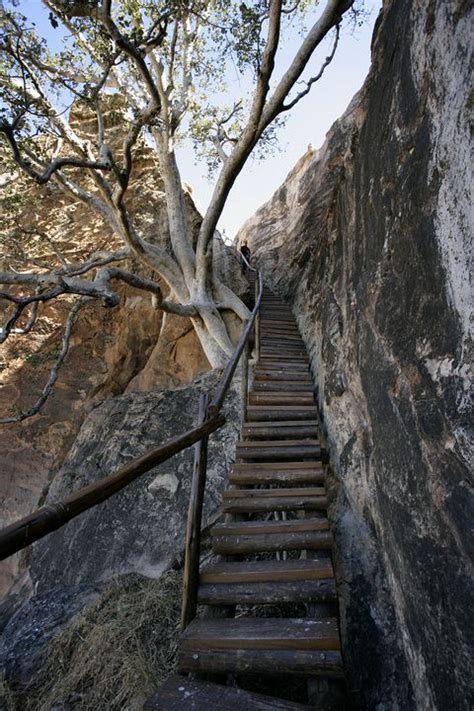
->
[0, 266, 263, 562]
[0, 413, 225, 560]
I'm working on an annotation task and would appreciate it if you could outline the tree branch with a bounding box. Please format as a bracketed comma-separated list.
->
[281, 24, 340, 112]
[0, 297, 93, 424]
[0, 121, 112, 184]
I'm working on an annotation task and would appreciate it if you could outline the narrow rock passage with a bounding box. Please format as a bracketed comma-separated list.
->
[146, 286, 345, 709]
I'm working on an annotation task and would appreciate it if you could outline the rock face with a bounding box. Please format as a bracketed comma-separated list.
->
[238, 2, 473, 709]
[27, 370, 240, 591]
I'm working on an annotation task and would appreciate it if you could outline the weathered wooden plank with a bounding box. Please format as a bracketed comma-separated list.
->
[200, 558, 334, 584]
[248, 393, 315, 406]
[178, 649, 344, 678]
[254, 369, 311, 379]
[252, 381, 314, 392]
[211, 517, 328, 535]
[144, 675, 312, 710]
[221, 495, 327, 514]
[235, 443, 321, 461]
[241, 423, 318, 439]
[180, 618, 340, 651]
[243, 420, 319, 428]
[258, 357, 309, 365]
[229, 467, 324, 485]
[247, 407, 319, 422]
[212, 529, 333, 554]
[237, 438, 320, 449]
[232, 460, 322, 470]
[198, 578, 337, 605]
[224, 487, 326, 498]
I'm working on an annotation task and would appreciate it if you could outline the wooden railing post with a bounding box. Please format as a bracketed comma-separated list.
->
[181, 393, 209, 629]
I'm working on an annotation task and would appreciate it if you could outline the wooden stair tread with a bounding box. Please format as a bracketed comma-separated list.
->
[222, 495, 327, 513]
[198, 579, 337, 605]
[232, 461, 323, 469]
[180, 618, 340, 651]
[252, 381, 314, 392]
[223, 487, 325, 498]
[235, 442, 321, 462]
[241, 424, 318, 440]
[212, 530, 333, 554]
[211, 517, 328, 535]
[178, 648, 344, 677]
[237, 439, 320, 448]
[200, 557, 334, 583]
[145, 675, 312, 710]
[230, 469, 324, 485]
[247, 406, 318, 421]
[243, 420, 318, 428]
[248, 393, 314, 405]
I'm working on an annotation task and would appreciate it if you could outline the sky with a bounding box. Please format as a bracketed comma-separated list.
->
[15, 0, 382, 239]
[180, 1, 383, 239]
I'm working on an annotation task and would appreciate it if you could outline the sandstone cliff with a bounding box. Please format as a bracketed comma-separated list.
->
[238, 1, 473, 709]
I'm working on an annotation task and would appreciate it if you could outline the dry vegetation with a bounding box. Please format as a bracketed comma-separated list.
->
[1, 570, 182, 711]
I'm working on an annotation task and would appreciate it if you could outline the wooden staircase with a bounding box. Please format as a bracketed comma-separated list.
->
[145, 288, 345, 710]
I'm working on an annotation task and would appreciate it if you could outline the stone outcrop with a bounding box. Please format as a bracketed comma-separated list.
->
[238, 1, 473, 709]
[30, 370, 241, 591]
[0, 370, 242, 692]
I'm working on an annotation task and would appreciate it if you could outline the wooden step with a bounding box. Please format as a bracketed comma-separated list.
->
[248, 392, 314, 406]
[258, 354, 308, 362]
[198, 578, 336, 605]
[235, 439, 321, 461]
[197, 574, 336, 606]
[254, 368, 310, 378]
[230, 461, 324, 485]
[145, 674, 312, 710]
[221, 487, 327, 513]
[180, 617, 340, 651]
[212, 527, 332, 555]
[261, 336, 304, 344]
[211, 516, 328, 536]
[178, 648, 344, 678]
[252, 381, 313, 392]
[178, 619, 343, 676]
[241, 422, 318, 440]
[260, 330, 301, 338]
[247, 406, 318, 422]
[261, 347, 306, 354]
[200, 557, 334, 584]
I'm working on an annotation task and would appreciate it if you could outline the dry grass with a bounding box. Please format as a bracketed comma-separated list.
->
[5, 570, 182, 711]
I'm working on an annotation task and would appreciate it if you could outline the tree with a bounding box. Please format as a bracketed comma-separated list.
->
[0, 0, 359, 422]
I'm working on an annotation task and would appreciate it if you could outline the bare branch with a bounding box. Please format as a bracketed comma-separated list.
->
[0, 297, 93, 425]
[281, 24, 340, 112]
[0, 121, 112, 184]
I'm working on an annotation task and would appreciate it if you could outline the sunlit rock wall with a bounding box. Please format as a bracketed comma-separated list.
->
[238, 1, 473, 708]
